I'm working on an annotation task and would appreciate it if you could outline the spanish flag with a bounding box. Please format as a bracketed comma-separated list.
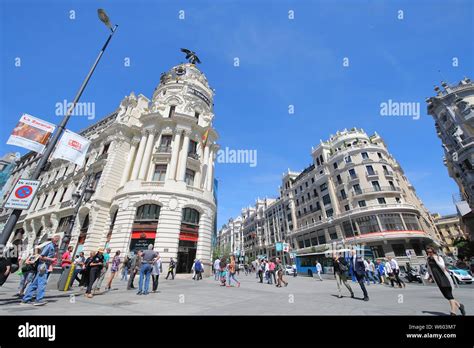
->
[201, 127, 210, 147]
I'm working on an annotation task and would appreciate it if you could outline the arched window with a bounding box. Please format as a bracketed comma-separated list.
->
[135, 204, 161, 221]
[182, 208, 200, 225]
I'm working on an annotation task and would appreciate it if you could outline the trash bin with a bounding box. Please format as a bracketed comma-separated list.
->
[57, 264, 75, 291]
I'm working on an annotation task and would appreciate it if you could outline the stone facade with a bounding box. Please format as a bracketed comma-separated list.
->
[1, 62, 219, 275]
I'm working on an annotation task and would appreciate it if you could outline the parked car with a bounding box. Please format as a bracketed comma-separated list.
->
[447, 266, 473, 284]
[285, 265, 295, 275]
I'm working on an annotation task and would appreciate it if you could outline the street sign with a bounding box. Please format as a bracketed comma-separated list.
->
[283, 243, 289, 252]
[289, 252, 297, 259]
[4, 179, 40, 210]
[275, 242, 283, 252]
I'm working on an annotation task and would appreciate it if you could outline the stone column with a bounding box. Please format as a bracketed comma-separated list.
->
[206, 148, 215, 191]
[201, 145, 210, 188]
[166, 130, 182, 181]
[194, 142, 203, 188]
[138, 131, 155, 180]
[120, 139, 138, 186]
[177, 131, 191, 181]
[130, 132, 147, 180]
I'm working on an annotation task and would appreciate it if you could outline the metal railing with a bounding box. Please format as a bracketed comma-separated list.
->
[157, 145, 172, 153]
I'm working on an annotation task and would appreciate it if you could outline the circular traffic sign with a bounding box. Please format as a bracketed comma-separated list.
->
[15, 185, 33, 199]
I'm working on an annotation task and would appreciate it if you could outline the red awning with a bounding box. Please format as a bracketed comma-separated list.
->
[131, 231, 156, 239]
[179, 232, 198, 242]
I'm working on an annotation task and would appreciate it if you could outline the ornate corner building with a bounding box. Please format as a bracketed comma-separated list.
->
[0, 62, 219, 274]
[427, 77, 474, 240]
[219, 128, 441, 268]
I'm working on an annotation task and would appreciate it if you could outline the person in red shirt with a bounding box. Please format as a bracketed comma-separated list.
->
[61, 246, 74, 268]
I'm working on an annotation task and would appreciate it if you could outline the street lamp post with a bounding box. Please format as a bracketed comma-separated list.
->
[0, 9, 118, 247]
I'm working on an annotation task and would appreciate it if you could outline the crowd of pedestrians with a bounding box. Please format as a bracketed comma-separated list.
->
[1, 236, 467, 316]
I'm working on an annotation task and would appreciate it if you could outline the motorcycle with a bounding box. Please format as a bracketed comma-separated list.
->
[402, 269, 422, 283]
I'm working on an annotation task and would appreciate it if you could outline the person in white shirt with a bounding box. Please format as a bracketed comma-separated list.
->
[292, 264, 297, 277]
[388, 256, 405, 288]
[213, 258, 221, 281]
[315, 261, 323, 281]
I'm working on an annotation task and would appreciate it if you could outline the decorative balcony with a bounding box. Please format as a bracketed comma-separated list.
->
[156, 145, 172, 153]
[353, 186, 401, 196]
[347, 174, 359, 183]
[365, 170, 379, 179]
[383, 170, 394, 178]
[187, 152, 200, 160]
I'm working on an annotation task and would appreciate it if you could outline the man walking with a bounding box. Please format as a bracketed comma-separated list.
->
[93, 247, 111, 293]
[315, 261, 323, 281]
[333, 253, 354, 298]
[213, 257, 221, 280]
[137, 245, 158, 295]
[351, 250, 369, 301]
[388, 256, 405, 288]
[21, 235, 59, 306]
[165, 257, 176, 280]
[127, 250, 142, 290]
[365, 259, 377, 285]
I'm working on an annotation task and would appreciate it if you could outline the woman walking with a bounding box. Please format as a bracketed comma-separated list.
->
[121, 254, 130, 281]
[152, 255, 162, 292]
[275, 258, 288, 287]
[227, 255, 240, 287]
[105, 251, 121, 291]
[425, 246, 466, 316]
[333, 253, 354, 298]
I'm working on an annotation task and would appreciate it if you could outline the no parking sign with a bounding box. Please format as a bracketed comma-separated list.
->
[4, 179, 40, 210]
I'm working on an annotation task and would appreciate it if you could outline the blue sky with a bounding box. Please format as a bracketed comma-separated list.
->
[0, 0, 473, 228]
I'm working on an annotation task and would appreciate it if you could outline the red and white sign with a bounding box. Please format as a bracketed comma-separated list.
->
[51, 129, 91, 167]
[4, 179, 40, 210]
[7, 114, 56, 153]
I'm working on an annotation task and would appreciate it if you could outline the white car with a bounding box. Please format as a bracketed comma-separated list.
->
[285, 265, 296, 275]
[448, 266, 473, 284]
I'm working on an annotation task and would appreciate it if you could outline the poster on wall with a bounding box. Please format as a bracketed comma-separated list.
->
[7, 113, 56, 153]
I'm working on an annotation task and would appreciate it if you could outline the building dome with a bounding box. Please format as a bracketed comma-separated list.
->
[153, 63, 214, 110]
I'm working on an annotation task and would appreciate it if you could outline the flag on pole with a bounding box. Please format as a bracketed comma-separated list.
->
[51, 129, 91, 167]
[7, 114, 56, 153]
[201, 127, 210, 147]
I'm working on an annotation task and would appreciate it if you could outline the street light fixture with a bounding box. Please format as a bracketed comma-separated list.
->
[0, 10, 118, 248]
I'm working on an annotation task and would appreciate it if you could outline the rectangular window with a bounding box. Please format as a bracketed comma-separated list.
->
[411, 243, 423, 256]
[51, 191, 58, 204]
[91, 171, 102, 190]
[403, 214, 421, 230]
[317, 230, 326, 244]
[342, 220, 355, 237]
[333, 162, 338, 169]
[377, 197, 386, 204]
[358, 200, 366, 207]
[322, 194, 331, 205]
[307, 193, 311, 200]
[102, 143, 110, 155]
[160, 135, 172, 147]
[59, 187, 67, 202]
[372, 181, 381, 191]
[371, 245, 385, 258]
[320, 182, 327, 191]
[388, 180, 396, 190]
[361, 152, 369, 160]
[366, 165, 375, 175]
[311, 177, 315, 183]
[313, 189, 318, 197]
[336, 174, 342, 184]
[355, 215, 380, 234]
[302, 196, 305, 203]
[382, 165, 389, 175]
[169, 105, 176, 117]
[379, 213, 404, 231]
[353, 184, 362, 195]
[377, 152, 383, 159]
[184, 169, 195, 186]
[188, 140, 198, 156]
[315, 202, 321, 211]
[392, 244, 406, 257]
[344, 204, 350, 211]
[340, 189, 347, 199]
[305, 182, 309, 188]
[349, 169, 357, 179]
[326, 208, 333, 217]
[195, 112, 200, 120]
[328, 226, 338, 240]
[152, 164, 167, 182]
[345, 155, 352, 163]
